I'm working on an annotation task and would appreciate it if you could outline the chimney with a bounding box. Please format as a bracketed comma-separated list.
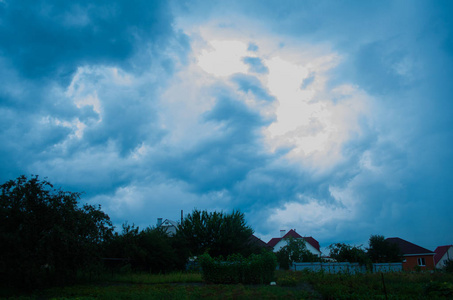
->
[157, 218, 163, 227]
[280, 230, 286, 237]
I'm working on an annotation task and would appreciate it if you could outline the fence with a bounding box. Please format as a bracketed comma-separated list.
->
[291, 262, 402, 274]
[372, 263, 402, 273]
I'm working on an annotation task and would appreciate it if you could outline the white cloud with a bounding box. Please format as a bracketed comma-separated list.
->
[197, 40, 249, 76]
[185, 27, 373, 172]
[66, 66, 103, 115]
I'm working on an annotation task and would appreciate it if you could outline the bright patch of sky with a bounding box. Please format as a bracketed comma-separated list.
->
[174, 26, 371, 172]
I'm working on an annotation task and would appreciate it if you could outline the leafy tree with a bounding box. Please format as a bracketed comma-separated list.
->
[328, 243, 371, 266]
[367, 235, 402, 263]
[177, 209, 253, 258]
[0, 175, 113, 289]
[103, 223, 184, 273]
[444, 259, 453, 273]
[276, 237, 319, 270]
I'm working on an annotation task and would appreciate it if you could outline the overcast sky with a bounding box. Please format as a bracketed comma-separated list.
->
[1, 0, 452, 252]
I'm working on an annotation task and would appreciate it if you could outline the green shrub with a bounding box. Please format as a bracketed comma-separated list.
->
[199, 251, 277, 284]
[445, 259, 453, 273]
[277, 273, 298, 286]
[425, 281, 453, 297]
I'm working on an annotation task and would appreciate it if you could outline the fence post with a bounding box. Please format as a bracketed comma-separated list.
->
[381, 272, 388, 300]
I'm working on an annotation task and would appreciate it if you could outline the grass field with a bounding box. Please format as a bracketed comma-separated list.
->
[2, 270, 453, 299]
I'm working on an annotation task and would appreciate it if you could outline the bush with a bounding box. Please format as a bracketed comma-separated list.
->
[277, 273, 298, 286]
[425, 281, 453, 297]
[103, 224, 184, 274]
[445, 259, 453, 273]
[199, 251, 277, 284]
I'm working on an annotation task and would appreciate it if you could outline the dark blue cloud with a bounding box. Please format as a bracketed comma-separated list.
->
[81, 87, 165, 156]
[346, 41, 412, 95]
[203, 93, 268, 129]
[300, 73, 315, 89]
[0, 0, 175, 82]
[230, 74, 274, 102]
[1, 0, 452, 250]
[247, 43, 259, 52]
[153, 91, 270, 193]
[0, 0, 189, 183]
[242, 56, 269, 74]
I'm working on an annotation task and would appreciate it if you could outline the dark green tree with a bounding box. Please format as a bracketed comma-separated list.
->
[276, 237, 319, 270]
[177, 209, 253, 258]
[103, 223, 184, 273]
[328, 243, 371, 266]
[367, 235, 402, 263]
[0, 175, 113, 289]
[445, 259, 453, 273]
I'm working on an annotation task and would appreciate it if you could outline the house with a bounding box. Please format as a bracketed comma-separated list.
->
[248, 234, 274, 251]
[267, 229, 322, 256]
[157, 218, 179, 236]
[386, 237, 435, 271]
[434, 245, 453, 269]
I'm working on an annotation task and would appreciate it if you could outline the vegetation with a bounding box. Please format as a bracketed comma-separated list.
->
[276, 236, 319, 270]
[199, 251, 277, 284]
[0, 175, 262, 291]
[2, 175, 452, 299]
[177, 209, 254, 258]
[3, 270, 453, 299]
[367, 234, 402, 263]
[282, 269, 453, 299]
[103, 223, 187, 273]
[328, 243, 371, 266]
[445, 259, 453, 273]
[328, 235, 403, 266]
[0, 175, 113, 289]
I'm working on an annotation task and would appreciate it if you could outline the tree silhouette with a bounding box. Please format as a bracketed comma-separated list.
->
[0, 175, 113, 288]
[177, 209, 253, 258]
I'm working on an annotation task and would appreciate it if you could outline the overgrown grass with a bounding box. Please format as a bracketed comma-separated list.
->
[276, 269, 453, 299]
[8, 282, 317, 299]
[4, 270, 453, 299]
[98, 271, 203, 284]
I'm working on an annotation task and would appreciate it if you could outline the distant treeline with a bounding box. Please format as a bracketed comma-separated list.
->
[1, 175, 430, 290]
[0, 175, 265, 289]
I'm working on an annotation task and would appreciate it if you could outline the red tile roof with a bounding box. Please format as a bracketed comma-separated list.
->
[267, 238, 282, 248]
[434, 245, 453, 265]
[266, 229, 320, 252]
[386, 237, 435, 256]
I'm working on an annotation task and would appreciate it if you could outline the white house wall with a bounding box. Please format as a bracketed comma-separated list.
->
[273, 239, 321, 256]
[436, 246, 453, 269]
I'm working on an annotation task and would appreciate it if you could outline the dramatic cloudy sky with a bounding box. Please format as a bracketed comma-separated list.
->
[1, 0, 452, 252]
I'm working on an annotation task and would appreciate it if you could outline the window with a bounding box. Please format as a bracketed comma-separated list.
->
[417, 257, 426, 266]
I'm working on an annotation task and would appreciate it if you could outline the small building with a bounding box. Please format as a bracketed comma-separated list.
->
[267, 229, 322, 256]
[386, 237, 435, 271]
[157, 218, 179, 236]
[434, 245, 453, 269]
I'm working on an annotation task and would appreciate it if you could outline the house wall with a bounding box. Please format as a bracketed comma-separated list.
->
[273, 240, 287, 252]
[162, 225, 177, 236]
[272, 239, 321, 256]
[436, 247, 453, 269]
[306, 242, 322, 256]
[403, 255, 435, 271]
